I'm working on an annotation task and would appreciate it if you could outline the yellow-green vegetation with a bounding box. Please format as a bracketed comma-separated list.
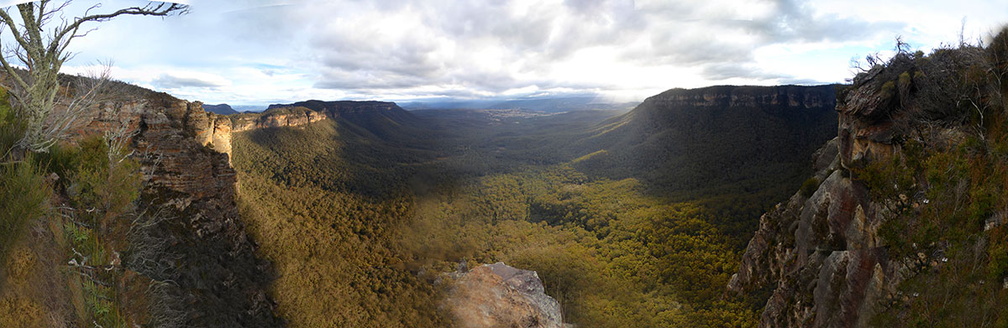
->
[0, 89, 51, 267]
[232, 110, 760, 327]
[408, 166, 756, 327]
[1, 124, 144, 326]
[234, 122, 450, 327]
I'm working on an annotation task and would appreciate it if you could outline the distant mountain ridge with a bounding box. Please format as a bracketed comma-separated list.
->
[401, 96, 636, 112]
[203, 103, 239, 115]
[268, 100, 404, 115]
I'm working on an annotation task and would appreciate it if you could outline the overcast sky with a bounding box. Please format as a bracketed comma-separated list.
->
[10, 0, 1008, 106]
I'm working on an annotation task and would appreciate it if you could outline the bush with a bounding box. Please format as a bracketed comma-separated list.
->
[799, 177, 820, 198]
[0, 157, 50, 264]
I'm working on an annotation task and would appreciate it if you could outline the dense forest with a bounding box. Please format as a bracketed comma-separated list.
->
[231, 89, 836, 327]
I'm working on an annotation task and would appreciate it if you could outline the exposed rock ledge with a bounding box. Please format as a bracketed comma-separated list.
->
[180, 104, 328, 162]
[446, 262, 564, 328]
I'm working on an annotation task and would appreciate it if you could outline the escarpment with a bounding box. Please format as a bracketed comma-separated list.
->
[267, 100, 406, 119]
[230, 106, 327, 132]
[645, 85, 834, 109]
[74, 89, 283, 327]
[211, 101, 411, 159]
[730, 31, 1008, 327]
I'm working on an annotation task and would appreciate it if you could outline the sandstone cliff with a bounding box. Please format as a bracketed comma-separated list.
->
[230, 106, 327, 132]
[729, 33, 1008, 327]
[646, 85, 834, 109]
[75, 88, 283, 327]
[446, 262, 564, 328]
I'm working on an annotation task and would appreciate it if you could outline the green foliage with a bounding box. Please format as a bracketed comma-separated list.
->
[0, 89, 47, 261]
[0, 156, 50, 265]
[1, 130, 142, 326]
[800, 177, 820, 198]
[48, 134, 140, 327]
[67, 135, 141, 219]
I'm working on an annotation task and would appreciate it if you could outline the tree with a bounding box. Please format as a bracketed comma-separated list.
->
[0, 1, 188, 154]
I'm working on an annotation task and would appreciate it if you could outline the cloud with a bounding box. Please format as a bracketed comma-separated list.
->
[44, 0, 1007, 104]
[291, 0, 911, 97]
[701, 63, 788, 81]
[742, 0, 905, 43]
[152, 73, 230, 89]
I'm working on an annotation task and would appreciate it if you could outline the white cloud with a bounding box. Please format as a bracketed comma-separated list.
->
[12, 0, 1003, 105]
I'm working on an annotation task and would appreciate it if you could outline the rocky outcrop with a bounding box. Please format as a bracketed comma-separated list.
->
[727, 139, 897, 327]
[74, 88, 282, 327]
[139, 100, 406, 167]
[446, 262, 564, 328]
[230, 106, 327, 132]
[727, 43, 1003, 327]
[726, 65, 916, 328]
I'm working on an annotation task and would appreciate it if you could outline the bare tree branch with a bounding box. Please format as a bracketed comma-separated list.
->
[0, 1, 188, 153]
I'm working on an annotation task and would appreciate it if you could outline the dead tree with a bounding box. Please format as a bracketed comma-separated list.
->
[0, 1, 188, 153]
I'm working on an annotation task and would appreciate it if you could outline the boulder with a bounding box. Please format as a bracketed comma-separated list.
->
[446, 262, 563, 328]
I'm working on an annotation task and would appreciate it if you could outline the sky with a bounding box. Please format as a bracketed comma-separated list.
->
[3, 0, 1007, 106]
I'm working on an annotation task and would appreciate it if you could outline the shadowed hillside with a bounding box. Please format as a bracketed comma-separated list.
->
[575, 85, 838, 199]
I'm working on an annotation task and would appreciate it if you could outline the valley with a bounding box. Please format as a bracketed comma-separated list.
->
[229, 89, 837, 327]
[0, 3, 1005, 327]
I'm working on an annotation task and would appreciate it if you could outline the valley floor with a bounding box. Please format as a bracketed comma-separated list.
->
[231, 109, 782, 327]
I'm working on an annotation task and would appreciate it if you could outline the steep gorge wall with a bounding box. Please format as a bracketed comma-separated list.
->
[74, 94, 413, 326]
[725, 64, 935, 328]
[173, 104, 329, 161]
[76, 91, 283, 326]
[195, 101, 402, 160]
[729, 36, 1008, 327]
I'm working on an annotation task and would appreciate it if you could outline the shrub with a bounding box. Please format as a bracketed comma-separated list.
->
[799, 177, 820, 198]
[0, 157, 50, 264]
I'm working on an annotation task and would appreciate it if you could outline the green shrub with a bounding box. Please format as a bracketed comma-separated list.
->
[799, 177, 820, 198]
[0, 157, 50, 264]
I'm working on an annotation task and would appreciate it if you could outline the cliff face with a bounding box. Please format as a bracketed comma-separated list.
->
[729, 35, 1008, 327]
[575, 86, 838, 194]
[726, 135, 893, 327]
[230, 106, 327, 132]
[446, 262, 564, 328]
[76, 90, 282, 326]
[70, 94, 417, 326]
[646, 85, 834, 109]
[726, 64, 929, 328]
[267, 100, 405, 118]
